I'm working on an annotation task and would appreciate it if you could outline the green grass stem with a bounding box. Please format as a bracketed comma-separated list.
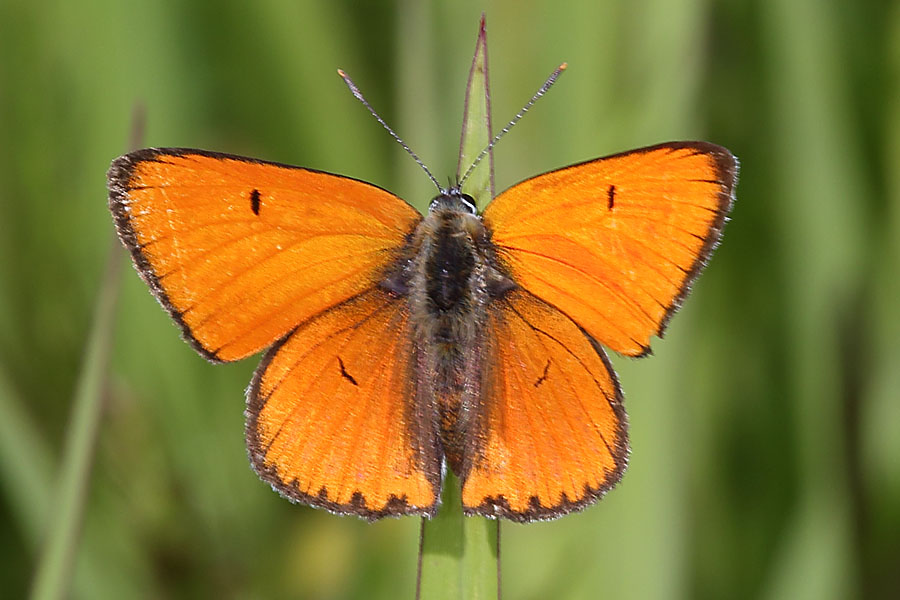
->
[29, 239, 123, 600]
[29, 110, 142, 600]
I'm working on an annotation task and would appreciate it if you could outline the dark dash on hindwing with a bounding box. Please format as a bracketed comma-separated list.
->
[250, 189, 261, 215]
[337, 357, 358, 386]
[534, 360, 551, 388]
[607, 185, 616, 210]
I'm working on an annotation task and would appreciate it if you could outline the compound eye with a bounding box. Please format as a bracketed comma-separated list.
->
[459, 193, 477, 214]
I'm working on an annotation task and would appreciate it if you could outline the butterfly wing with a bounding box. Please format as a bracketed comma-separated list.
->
[461, 289, 627, 521]
[108, 148, 421, 362]
[483, 142, 737, 356]
[247, 288, 441, 519]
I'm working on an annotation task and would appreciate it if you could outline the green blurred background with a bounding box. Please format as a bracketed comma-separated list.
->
[2, 0, 899, 598]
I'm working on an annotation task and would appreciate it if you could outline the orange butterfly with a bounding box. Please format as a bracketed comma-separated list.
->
[108, 72, 736, 522]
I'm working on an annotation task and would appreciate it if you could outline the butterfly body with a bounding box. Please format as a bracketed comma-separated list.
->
[388, 188, 516, 474]
[109, 141, 736, 522]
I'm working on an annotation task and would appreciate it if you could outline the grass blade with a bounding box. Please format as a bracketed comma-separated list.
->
[29, 239, 123, 600]
[30, 110, 142, 600]
[457, 14, 494, 207]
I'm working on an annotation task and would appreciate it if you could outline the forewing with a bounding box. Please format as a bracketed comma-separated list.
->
[461, 290, 628, 522]
[247, 288, 441, 520]
[108, 148, 421, 362]
[483, 142, 736, 356]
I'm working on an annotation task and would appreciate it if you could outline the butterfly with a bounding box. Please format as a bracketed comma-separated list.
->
[107, 72, 737, 523]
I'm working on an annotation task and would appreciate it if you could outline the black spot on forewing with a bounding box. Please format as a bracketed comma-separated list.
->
[250, 189, 261, 215]
[607, 185, 615, 210]
[337, 357, 358, 386]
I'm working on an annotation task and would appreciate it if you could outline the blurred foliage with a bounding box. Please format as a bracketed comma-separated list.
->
[1, 0, 899, 598]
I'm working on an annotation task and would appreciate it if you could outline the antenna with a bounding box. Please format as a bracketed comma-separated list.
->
[337, 69, 443, 192]
[458, 63, 567, 188]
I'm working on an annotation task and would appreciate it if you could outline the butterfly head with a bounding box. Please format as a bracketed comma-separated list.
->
[429, 187, 477, 215]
